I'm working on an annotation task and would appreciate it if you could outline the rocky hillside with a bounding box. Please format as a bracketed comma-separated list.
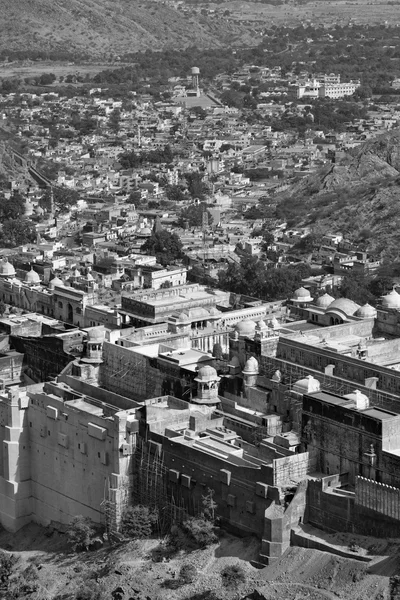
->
[276, 130, 400, 258]
[0, 0, 257, 58]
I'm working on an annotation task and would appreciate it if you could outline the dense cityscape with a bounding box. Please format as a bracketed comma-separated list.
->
[1, 16, 400, 600]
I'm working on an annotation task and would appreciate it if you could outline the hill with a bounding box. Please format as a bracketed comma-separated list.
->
[276, 130, 400, 258]
[0, 0, 257, 58]
[0, 522, 394, 599]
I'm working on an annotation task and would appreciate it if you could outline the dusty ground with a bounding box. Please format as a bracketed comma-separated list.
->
[0, 523, 398, 600]
[219, 0, 400, 27]
[0, 61, 117, 81]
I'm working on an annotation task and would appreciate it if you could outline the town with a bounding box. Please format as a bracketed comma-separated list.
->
[0, 21, 400, 597]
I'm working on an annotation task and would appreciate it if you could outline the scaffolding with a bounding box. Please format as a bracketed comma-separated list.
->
[261, 355, 400, 412]
[132, 439, 188, 535]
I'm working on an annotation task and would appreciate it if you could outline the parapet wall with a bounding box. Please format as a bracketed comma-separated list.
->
[353, 476, 400, 537]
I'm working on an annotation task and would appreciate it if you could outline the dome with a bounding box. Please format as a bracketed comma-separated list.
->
[293, 374, 321, 395]
[141, 227, 151, 235]
[87, 327, 105, 343]
[268, 317, 280, 330]
[86, 272, 94, 282]
[48, 275, 63, 290]
[326, 298, 360, 316]
[0, 258, 16, 278]
[233, 319, 256, 338]
[208, 307, 220, 317]
[177, 312, 190, 323]
[25, 268, 40, 284]
[187, 307, 210, 320]
[355, 303, 377, 319]
[343, 389, 369, 410]
[381, 289, 400, 309]
[290, 286, 313, 303]
[315, 293, 335, 308]
[243, 356, 259, 375]
[195, 365, 218, 382]
[256, 319, 266, 329]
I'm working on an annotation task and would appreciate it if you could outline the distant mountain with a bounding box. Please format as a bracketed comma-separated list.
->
[0, 0, 257, 57]
[276, 130, 400, 258]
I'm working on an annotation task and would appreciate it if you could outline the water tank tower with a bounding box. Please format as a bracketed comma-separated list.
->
[191, 66, 200, 89]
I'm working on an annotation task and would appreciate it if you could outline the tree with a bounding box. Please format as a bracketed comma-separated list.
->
[0, 219, 36, 247]
[109, 108, 121, 134]
[40, 188, 80, 213]
[178, 203, 213, 228]
[0, 301, 6, 317]
[202, 487, 217, 522]
[141, 230, 183, 266]
[184, 173, 209, 200]
[160, 280, 173, 289]
[340, 273, 374, 305]
[165, 185, 185, 202]
[66, 516, 99, 552]
[0, 192, 25, 220]
[121, 505, 158, 539]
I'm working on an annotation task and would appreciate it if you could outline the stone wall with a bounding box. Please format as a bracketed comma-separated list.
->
[306, 478, 355, 533]
[273, 452, 317, 487]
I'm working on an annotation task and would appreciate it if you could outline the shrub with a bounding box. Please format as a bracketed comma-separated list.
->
[120, 505, 158, 539]
[75, 581, 106, 600]
[0, 551, 16, 584]
[170, 516, 217, 551]
[220, 564, 246, 589]
[66, 516, 101, 552]
[179, 563, 198, 584]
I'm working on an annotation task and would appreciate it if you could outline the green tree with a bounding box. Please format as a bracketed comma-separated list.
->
[141, 230, 183, 266]
[184, 173, 209, 200]
[178, 203, 213, 228]
[0, 219, 36, 247]
[109, 108, 121, 134]
[121, 505, 158, 539]
[0, 300, 6, 317]
[165, 185, 185, 202]
[66, 516, 99, 552]
[202, 487, 217, 521]
[40, 188, 80, 213]
[0, 192, 25, 220]
[340, 273, 374, 305]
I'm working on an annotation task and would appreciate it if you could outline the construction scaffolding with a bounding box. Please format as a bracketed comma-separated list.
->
[261, 355, 400, 412]
[132, 439, 188, 535]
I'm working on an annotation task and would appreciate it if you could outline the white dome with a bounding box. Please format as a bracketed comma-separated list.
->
[87, 327, 105, 343]
[25, 268, 40, 284]
[315, 293, 335, 308]
[195, 365, 218, 382]
[293, 375, 321, 394]
[243, 356, 259, 375]
[232, 319, 256, 338]
[291, 287, 313, 303]
[326, 298, 360, 316]
[343, 389, 369, 410]
[355, 303, 377, 319]
[48, 275, 63, 290]
[0, 259, 16, 278]
[382, 289, 400, 309]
